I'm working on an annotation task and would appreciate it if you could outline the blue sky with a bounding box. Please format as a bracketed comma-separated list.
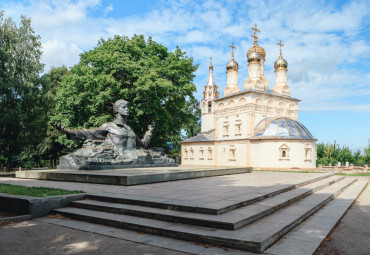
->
[1, 0, 369, 152]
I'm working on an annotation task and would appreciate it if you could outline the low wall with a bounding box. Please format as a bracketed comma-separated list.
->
[0, 193, 86, 218]
[318, 164, 369, 173]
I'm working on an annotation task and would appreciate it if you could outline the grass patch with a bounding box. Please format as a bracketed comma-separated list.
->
[0, 183, 84, 197]
[336, 173, 370, 177]
[0, 171, 16, 174]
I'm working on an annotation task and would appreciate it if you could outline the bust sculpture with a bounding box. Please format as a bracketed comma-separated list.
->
[52, 99, 176, 170]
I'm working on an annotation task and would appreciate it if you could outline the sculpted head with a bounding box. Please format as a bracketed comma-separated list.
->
[113, 99, 129, 116]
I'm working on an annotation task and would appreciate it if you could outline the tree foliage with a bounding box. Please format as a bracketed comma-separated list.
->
[0, 12, 44, 170]
[316, 140, 370, 166]
[54, 35, 198, 149]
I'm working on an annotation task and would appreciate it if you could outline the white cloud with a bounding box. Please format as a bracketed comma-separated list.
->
[41, 39, 83, 71]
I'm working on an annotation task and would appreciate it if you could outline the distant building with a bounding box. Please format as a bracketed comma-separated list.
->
[181, 25, 317, 169]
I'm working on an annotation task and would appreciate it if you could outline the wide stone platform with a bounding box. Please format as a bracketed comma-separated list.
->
[15, 166, 252, 186]
[2, 172, 366, 254]
[51, 172, 366, 254]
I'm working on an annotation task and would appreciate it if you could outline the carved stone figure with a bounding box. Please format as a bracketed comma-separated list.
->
[52, 99, 176, 170]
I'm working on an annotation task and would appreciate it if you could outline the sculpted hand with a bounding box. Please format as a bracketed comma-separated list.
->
[148, 120, 155, 133]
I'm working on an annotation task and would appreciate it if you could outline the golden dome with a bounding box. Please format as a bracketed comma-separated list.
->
[275, 40, 287, 69]
[226, 59, 239, 71]
[247, 44, 266, 59]
[247, 51, 262, 63]
[274, 55, 288, 69]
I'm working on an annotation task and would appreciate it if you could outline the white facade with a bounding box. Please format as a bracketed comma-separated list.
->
[182, 27, 317, 170]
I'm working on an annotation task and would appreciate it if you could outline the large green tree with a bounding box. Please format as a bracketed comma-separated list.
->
[55, 35, 198, 148]
[31, 66, 69, 168]
[0, 12, 44, 170]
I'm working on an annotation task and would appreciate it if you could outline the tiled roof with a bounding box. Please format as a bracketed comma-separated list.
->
[182, 129, 215, 143]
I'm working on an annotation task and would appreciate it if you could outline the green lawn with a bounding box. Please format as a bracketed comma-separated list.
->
[0, 183, 84, 197]
[336, 173, 370, 177]
[254, 170, 323, 173]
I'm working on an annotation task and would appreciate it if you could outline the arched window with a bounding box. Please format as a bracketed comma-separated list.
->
[208, 147, 213, 159]
[199, 147, 204, 160]
[304, 144, 312, 161]
[190, 147, 194, 159]
[279, 144, 290, 160]
[208, 101, 212, 113]
[235, 119, 242, 136]
[229, 145, 236, 161]
[184, 148, 188, 159]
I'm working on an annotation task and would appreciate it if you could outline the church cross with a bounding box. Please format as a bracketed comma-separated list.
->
[251, 24, 260, 44]
[229, 42, 236, 59]
[277, 40, 284, 56]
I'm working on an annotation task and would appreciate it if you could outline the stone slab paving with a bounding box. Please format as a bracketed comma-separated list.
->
[264, 180, 368, 255]
[54, 178, 357, 253]
[2, 172, 333, 215]
[0, 219, 193, 255]
[35, 217, 255, 254]
[0, 172, 329, 217]
[314, 179, 370, 255]
[69, 176, 343, 230]
[15, 166, 252, 185]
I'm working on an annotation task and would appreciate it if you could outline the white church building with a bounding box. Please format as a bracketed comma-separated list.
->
[181, 25, 317, 169]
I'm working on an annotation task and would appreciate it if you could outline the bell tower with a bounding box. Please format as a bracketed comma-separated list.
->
[201, 57, 219, 132]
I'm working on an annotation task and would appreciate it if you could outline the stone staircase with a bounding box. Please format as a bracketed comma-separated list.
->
[53, 174, 366, 254]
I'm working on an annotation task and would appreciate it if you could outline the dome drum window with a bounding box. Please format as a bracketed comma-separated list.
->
[279, 144, 290, 160]
[184, 148, 188, 159]
[199, 147, 204, 160]
[208, 147, 213, 160]
[304, 144, 312, 161]
[190, 147, 194, 159]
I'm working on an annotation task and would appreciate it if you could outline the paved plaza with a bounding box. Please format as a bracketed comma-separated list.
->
[0, 172, 368, 254]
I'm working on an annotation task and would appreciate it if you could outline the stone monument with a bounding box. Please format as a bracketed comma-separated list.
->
[52, 99, 177, 170]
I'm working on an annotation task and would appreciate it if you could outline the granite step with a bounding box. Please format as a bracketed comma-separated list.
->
[86, 173, 334, 215]
[71, 175, 344, 230]
[264, 180, 367, 255]
[54, 177, 356, 253]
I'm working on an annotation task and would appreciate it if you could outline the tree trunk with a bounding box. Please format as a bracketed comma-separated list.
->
[6, 156, 11, 172]
[6, 148, 12, 172]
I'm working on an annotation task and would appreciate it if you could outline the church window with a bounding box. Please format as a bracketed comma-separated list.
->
[190, 147, 194, 159]
[227, 100, 235, 107]
[256, 98, 264, 105]
[217, 103, 224, 110]
[278, 101, 285, 109]
[289, 103, 296, 110]
[235, 119, 242, 136]
[184, 148, 188, 159]
[304, 144, 312, 161]
[208, 147, 213, 160]
[279, 144, 290, 160]
[200, 147, 204, 160]
[223, 121, 229, 137]
[208, 101, 212, 113]
[229, 145, 236, 161]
